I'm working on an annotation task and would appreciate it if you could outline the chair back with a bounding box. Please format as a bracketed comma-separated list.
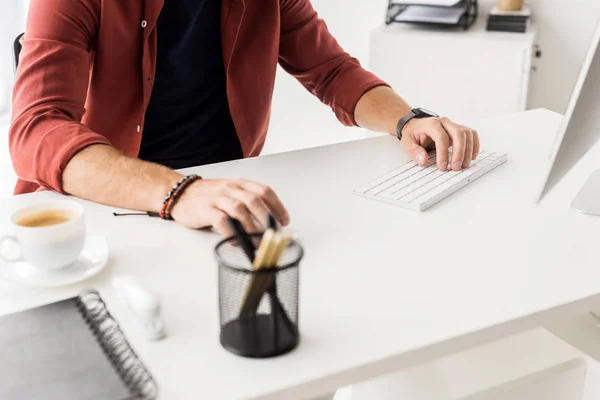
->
[14, 33, 25, 73]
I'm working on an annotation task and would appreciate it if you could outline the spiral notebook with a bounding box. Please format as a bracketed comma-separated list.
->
[0, 290, 157, 400]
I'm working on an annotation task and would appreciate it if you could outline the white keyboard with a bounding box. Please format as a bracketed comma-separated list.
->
[354, 150, 508, 211]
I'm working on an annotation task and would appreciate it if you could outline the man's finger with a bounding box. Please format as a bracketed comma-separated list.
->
[425, 120, 450, 171]
[215, 197, 259, 233]
[472, 129, 480, 160]
[400, 136, 428, 166]
[440, 118, 467, 171]
[210, 209, 234, 237]
[228, 187, 271, 230]
[237, 180, 290, 226]
[462, 130, 474, 168]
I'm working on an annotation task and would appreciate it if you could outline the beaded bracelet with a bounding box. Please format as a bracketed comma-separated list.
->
[159, 174, 201, 220]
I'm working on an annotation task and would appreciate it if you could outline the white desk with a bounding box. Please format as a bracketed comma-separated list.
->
[1, 109, 599, 399]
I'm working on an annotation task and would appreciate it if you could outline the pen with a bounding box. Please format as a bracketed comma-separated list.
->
[266, 213, 278, 231]
[226, 217, 256, 262]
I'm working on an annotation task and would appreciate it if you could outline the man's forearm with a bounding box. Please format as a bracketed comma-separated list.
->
[62, 144, 183, 212]
[354, 86, 412, 135]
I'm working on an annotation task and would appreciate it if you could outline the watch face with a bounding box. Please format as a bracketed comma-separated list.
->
[416, 108, 439, 118]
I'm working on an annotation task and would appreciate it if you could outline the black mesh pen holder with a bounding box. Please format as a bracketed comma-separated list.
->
[215, 234, 302, 358]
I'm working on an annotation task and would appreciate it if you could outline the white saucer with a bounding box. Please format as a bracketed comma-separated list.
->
[0, 236, 109, 288]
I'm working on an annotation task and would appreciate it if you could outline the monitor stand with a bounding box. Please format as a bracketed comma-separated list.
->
[571, 169, 600, 216]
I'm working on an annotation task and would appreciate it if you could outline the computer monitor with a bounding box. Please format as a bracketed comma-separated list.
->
[534, 18, 600, 202]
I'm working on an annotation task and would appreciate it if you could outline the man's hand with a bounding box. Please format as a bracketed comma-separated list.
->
[62, 145, 289, 237]
[354, 86, 480, 171]
[170, 179, 290, 236]
[400, 117, 480, 171]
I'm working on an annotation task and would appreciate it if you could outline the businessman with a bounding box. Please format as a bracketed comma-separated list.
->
[10, 0, 480, 235]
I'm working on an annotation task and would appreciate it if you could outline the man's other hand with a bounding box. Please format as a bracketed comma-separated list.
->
[400, 117, 480, 171]
[170, 179, 290, 236]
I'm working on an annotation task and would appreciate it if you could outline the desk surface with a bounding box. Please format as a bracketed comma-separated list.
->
[1, 109, 599, 400]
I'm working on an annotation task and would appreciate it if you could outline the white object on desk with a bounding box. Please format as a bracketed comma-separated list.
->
[113, 275, 166, 341]
[369, 18, 536, 122]
[2, 110, 600, 399]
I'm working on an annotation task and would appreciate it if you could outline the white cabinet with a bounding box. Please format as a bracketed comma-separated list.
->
[369, 17, 536, 122]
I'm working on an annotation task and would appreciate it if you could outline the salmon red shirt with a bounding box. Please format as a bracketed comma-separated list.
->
[10, 0, 388, 194]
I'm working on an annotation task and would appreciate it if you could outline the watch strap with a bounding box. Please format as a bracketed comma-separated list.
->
[396, 109, 418, 141]
[396, 108, 439, 140]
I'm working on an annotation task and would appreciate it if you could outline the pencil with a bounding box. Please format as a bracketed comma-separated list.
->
[240, 231, 289, 315]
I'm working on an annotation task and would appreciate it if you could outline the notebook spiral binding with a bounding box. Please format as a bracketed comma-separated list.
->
[76, 290, 158, 399]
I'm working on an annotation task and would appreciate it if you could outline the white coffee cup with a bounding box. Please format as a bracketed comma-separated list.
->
[0, 200, 85, 270]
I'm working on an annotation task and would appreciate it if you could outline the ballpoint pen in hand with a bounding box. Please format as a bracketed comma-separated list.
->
[226, 217, 256, 262]
[267, 213, 278, 231]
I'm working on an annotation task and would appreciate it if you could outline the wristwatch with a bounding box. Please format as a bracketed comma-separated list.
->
[396, 108, 439, 140]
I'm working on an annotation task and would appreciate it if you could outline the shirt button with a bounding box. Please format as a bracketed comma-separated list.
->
[141, 20, 147, 28]
[137, 125, 141, 133]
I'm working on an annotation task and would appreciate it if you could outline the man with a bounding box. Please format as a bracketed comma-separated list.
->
[10, 0, 479, 236]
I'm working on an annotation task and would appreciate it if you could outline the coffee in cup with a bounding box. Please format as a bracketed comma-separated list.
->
[0, 200, 85, 270]
[16, 210, 75, 228]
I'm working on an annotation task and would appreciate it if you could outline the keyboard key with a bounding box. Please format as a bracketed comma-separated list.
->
[356, 164, 417, 194]
[367, 159, 436, 196]
[357, 154, 438, 194]
[381, 168, 437, 199]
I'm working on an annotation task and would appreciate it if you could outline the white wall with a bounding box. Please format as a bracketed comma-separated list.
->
[526, 0, 600, 112]
[0, 3, 16, 114]
[263, 0, 389, 154]
[0, 0, 28, 114]
[0, 1, 28, 195]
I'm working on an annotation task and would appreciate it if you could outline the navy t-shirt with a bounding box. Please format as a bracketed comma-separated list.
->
[139, 0, 242, 169]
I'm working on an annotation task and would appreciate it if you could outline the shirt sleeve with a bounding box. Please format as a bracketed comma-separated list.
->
[9, 0, 112, 193]
[278, 0, 390, 127]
